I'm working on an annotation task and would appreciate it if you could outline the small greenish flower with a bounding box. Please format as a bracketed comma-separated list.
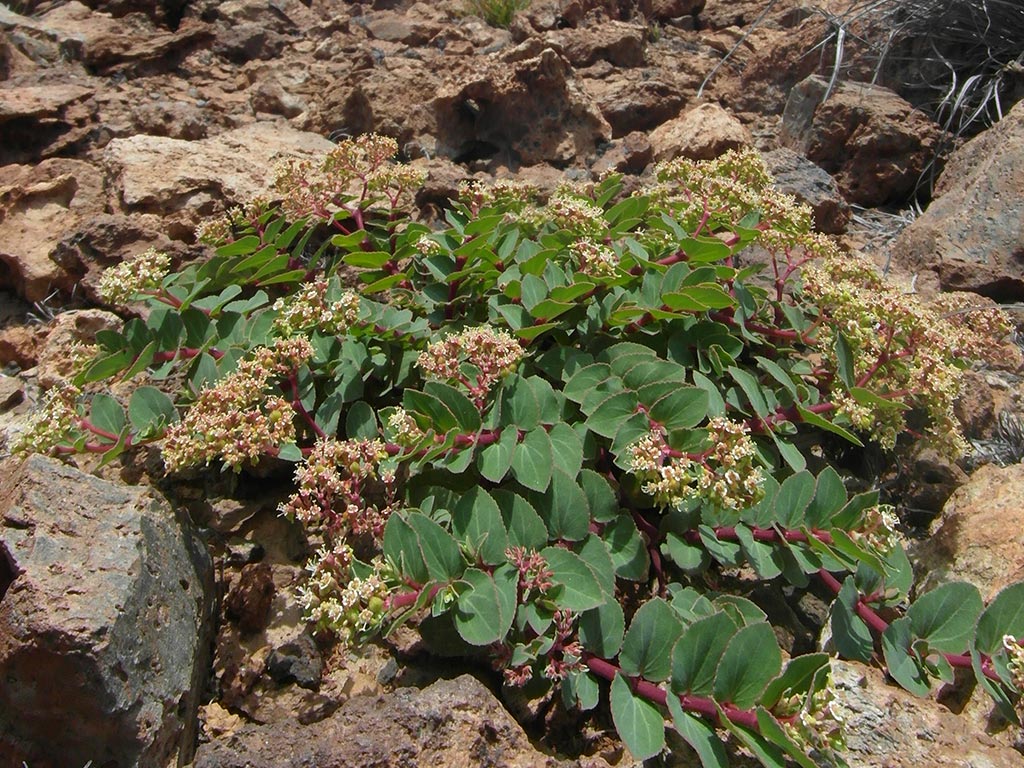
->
[162, 338, 313, 471]
[272, 280, 361, 336]
[97, 248, 171, 305]
[11, 383, 81, 456]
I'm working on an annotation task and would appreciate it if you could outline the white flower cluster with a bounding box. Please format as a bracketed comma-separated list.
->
[97, 248, 171, 305]
[162, 338, 313, 471]
[848, 504, 902, 553]
[1002, 634, 1024, 713]
[195, 198, 272, 246]
[569, 239, 618, 278]
[780, 673, 846, 766]
[273, 133, 422, 218]
[544, 193, 607, 236]
[416, 235, 444, 257]
[12, 383, 81, 456]
[386, 407, 425, 447]
[457, 178, 536, 212]
[628, 419, 764, 511]
[297, 543, 391, 644]
[417, 325, 524, 405]
[272, 280, 361, 336]
[279, 437, 394, 540]
[649, 148, 792, 230]
[802, 252, 991, 457]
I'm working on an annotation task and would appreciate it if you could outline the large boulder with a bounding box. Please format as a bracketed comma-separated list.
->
[888, 100, 1024, 299]
[780, 75, 943, 206]
[911, 462, 1024, 601]
[582, 74, 688, 137]
[102, 122, 336, 234]
[649, 102, 751, 162]
[833, 660, 1021, 767]
[315, 47, 612, 168]
[0, 158, 106, 302]
[544, 20, 647, 68]
[192, 674, 573, 768]
[762, 147, 850, 234]
[28, 1, 212, 73]
[0, 455, 214, 768]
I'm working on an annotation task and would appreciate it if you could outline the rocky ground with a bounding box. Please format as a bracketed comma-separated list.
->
[2, 0, 1024, 766]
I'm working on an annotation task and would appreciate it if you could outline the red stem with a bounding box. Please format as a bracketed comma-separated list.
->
[152, 346, 224, 363]
[816, 570, 1003, 681]
[686, 526, 834, 546]
[582, 653, 764, 730]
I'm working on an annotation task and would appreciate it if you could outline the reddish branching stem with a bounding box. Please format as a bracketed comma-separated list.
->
[582, 653, 766, 730]
[816, 569, 1002, 681]
[687, 526, 834, 546]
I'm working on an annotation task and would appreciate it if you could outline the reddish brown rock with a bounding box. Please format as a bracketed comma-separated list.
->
[592, 130, 653, 174]
[224, 562, 276, 635]
[650, 0, 705, 20]
[31, 1, 213, 73]
[0, 375, 23, 411]
[545, 20, 647, 68]
[0, 80, 97, 165]
[912, 463, 1024, 601]
[780, 75, 943, 207]
[193, 674, 574, 768]
[0, 326, 43, 370]
[649, 101, 751, 162]
[582, 73, 688, 137]
[888, 100, 1024, 299]
[0, 159, 106, 302]
[50, 212, 181, 306]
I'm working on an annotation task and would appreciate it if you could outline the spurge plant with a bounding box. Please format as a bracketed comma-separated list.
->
[17, 134, 1024, 766]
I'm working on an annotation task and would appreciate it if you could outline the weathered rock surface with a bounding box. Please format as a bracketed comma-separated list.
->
[649, 101, 752, 162]
[0, 80, 97, 165]
[0, 158, 106, 302]
[0, 455, 214, 768]
[911, 462, 1024, 600]
[583, 73, 688, 137]
[780, 75, 943, 206]
[545, 20, 647, 68]
[888, 100, 1024, 299]
[762, 147, 850, 234]
[317, 45, 613, 168]
[833, 659, 1021, 768]
[193, 674, 572, 768]
[18, 1, 212, 74]
[102, 122, 335, 232]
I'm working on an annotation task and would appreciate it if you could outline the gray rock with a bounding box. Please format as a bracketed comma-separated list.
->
[266, 634, 323, 690]
[193, 674, 573, 768]
[780, 75, 943, 207]
[0, 455, 214, 768]
[889, 100, 1024, 299]
[763, 147, 850, 234]
[832, 659, 1022, 767]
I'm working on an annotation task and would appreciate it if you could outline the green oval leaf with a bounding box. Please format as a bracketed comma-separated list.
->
[713, 622, 782, 708]
[620, 597, 683, 682]
[907, 581, 983, 654]
[610, 673, 666, 762]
